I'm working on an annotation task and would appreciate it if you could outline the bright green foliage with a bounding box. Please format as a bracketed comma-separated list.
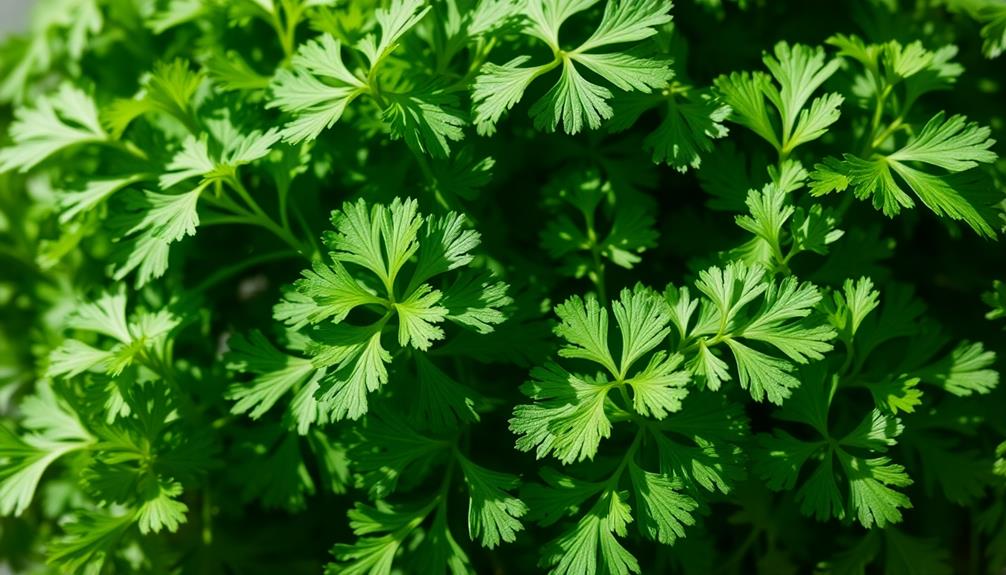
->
[512, 285, 690, 463]
[730, 160, 844, 272]
[268, 0, 470, 156]
[458, 454, 528, 549]
[264, 198, 509, 422]
[665, 261, 835, 404]
[715, 42, 843, 156]
[0, 383, 93, 516]
[2, 1, 1006, 574]
[0, 83, 108, 173]
[807, 34, 1001, 237]
[473, 0, 675, 135]
[811, 112, 999, 237]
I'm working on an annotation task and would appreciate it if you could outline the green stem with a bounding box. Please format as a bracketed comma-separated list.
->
[191, 249, 301, 293]
[863, 84, 893, 156]
[226, 175, 310, 256]
[716, 528, 761, 575]
[583, 209, 608, 305]
[870, 114, 905, 151]
[605, 430, 644, 489]
[99, 139, 150, 162]
[202, 485, 213, 545]
[269, 8, 295, 62]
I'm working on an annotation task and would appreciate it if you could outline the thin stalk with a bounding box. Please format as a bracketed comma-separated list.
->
[226, 175, 310, 255]
[604, 430, 644, 489]
[191, 249, 301, 293]
[583, 208, 608, 305]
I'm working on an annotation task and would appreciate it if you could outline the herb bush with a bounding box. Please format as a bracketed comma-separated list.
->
[1, 0, 1006, 573]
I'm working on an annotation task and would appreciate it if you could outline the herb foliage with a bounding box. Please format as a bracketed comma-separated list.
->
[1, 0, 1005, 574]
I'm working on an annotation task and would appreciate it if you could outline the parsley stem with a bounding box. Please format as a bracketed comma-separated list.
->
[870, 114, 905, 151]
[863, 84, 893, 156]
[584, 209, 608, 305]
[605, 429, 644, 489]
[191, 249, 301, 294]
[100, 139, 149, 161]
[226, 175, 311, 256]
[269, 7, 296, 62]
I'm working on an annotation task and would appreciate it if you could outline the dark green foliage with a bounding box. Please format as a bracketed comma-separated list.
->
[0, 0, 1005, 574]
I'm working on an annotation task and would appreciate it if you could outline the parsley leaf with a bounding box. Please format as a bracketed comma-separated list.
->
[271, 198, 508, 421]
[512, 285, 689, 463]
[715, 42, 843, 155]
[473, 0, 674, 135]
[666, 261, 835, 404]
[810, 112, 999, 237]
[0, 84, 108, 173]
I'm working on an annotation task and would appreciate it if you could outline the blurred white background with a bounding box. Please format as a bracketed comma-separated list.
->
[0, 0, 31, 36]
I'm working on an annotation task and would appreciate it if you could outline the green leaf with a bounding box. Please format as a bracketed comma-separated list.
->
[540, 490, 640, 575]
[383, 93, 466, 159]
[810, 113, 999, 237]
[839, 454, 913, 529]
[715, 71, 780, 149]
[676, 261, 834, 403]
[47, 511, 135, 575]
[270, 0, 434, 145]
[394, 284, 447, 351]
[280, 198, 506, 423]
[514, 285, 690, 463]
[473, 0, 673, 135]
[311, 325, 391, 420]
[0, 83, 108, 173]
[627, 463, 697, 544]
[458, 455, 527, 549]
[626, 353, 690, 420]
[327, 500, 434, 575]
[761, 42, 842, 151]
[916, 341, 998, 396]
[278, 260, 386, 328]
[511, 364, 614, 464]
[715, 42, 842, 153]
[472, 57, 550, 136]
[611, 88, 731, 171]
[530, 59, 614, 135]
[106, 59, 203, 136]
[0, 384, 93, 516]
[269, 34, 367, 143]
[135, 479, 188, 534]
[357, 0, 431, 66]
[226, 331, 320, 423]
[577, 0, 673, 51]
[554, 294, 619, 376]
[324, 197, 421, 292]
[57, 176, 144, 223]
[113, 186, 205, 286]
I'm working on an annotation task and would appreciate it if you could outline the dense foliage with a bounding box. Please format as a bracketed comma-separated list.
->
[1, 0, 1006, 573]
